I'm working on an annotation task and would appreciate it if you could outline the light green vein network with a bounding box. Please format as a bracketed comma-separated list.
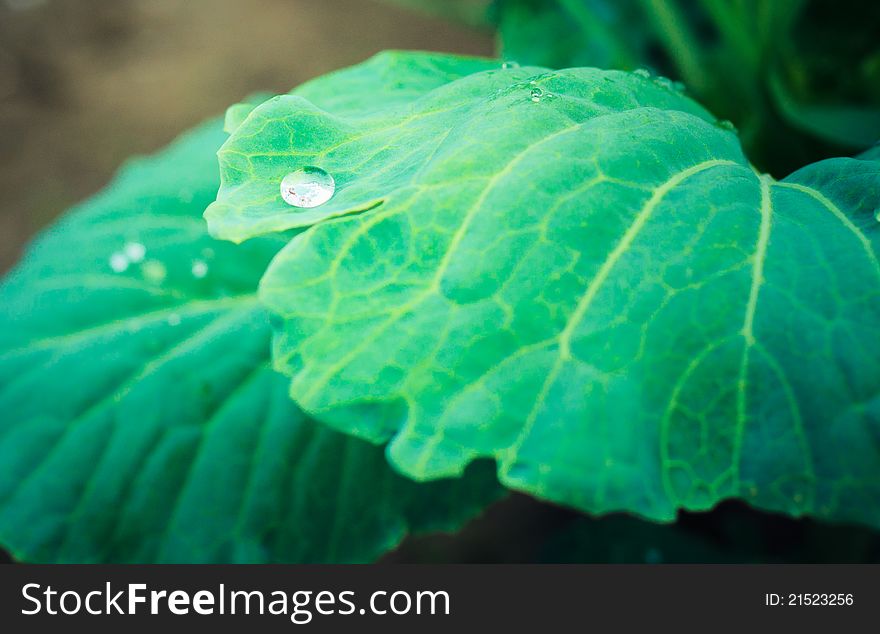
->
[207, 51, 880, 528]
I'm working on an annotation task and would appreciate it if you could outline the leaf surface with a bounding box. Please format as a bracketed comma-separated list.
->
[0, 117, 500, 563]
[209, 52, 880, 528]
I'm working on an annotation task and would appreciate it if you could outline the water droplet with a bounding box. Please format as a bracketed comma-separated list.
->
[167, 313, 182, 326]
[501, 61, 520, 70]
[633, 68, 651, 79]
[716, 119, 737, 132]
[109, 252, 129, 273]
[142, 260, 167, 284]
[653, 76, 674, 90]
[280, 167, 335, 208]
[530, 87, 545, 102]
[191, 259, 209, 279]
[123, 242, 146, 263]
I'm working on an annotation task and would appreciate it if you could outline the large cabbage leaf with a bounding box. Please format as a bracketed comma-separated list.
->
[207, 52, 880, 529]
[0, 117, 500, 563]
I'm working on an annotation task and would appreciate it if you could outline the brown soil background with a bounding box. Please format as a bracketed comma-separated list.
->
[0, 0, 492, 274]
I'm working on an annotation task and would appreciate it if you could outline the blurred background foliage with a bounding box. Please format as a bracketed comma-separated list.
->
[1, 0, 878, 563]
[492, 0, 880, 175]
[389, 0, 880, 176]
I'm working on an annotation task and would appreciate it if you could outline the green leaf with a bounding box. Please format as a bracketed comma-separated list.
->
[0, 118, 501, 563]
[494, 0, 880, 175]
[206, 52, 712, 242]
[209, 52, 880, 529]
[206, 51, 509, 242]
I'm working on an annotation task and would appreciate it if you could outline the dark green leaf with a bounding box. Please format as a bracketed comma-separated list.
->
[0, 118, 500, 563]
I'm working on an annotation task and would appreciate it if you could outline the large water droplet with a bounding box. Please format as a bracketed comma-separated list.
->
[123, 242, 146, 263]
[501, 61, 520, 70]
[530, 87, 545, 102]
[191, 259, 209, 279]
[109, 252, 129, 273]
[280, 167, 335, 208]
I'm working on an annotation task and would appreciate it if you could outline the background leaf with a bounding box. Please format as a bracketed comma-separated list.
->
[211, 53, 880, 529]
[0, 117, 501, 563]
[491, 0, 880, 175]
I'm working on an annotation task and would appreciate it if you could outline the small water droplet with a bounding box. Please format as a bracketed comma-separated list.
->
[167, 313, 182, 326]
[633, 68, 651, 79]
[716, 119, 737, 132]
[123, 242, 146, 263]
[142, 260, 167, 284]
[109, 252, 129, 273]
[191, 259, 209, 279]
[501, 61, 520, 70]
[280, 167, 335, 208]
[653, 76, 674, 90]
[530, 87, 545, 102]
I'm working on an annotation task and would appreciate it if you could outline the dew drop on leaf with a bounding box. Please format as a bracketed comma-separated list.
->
[123, 242, 146, 263]
[280, 167, 335, 208]
[653, 76, 674, 90]
[632, 68, 651, 78]
[166, 313, 182, 326]
[501, 61, 520, 70]
[191, 259, 209, 279]
[109, 252, 129, 273]
[530, 87, 545, 102]
[141, 260, 167, 284]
